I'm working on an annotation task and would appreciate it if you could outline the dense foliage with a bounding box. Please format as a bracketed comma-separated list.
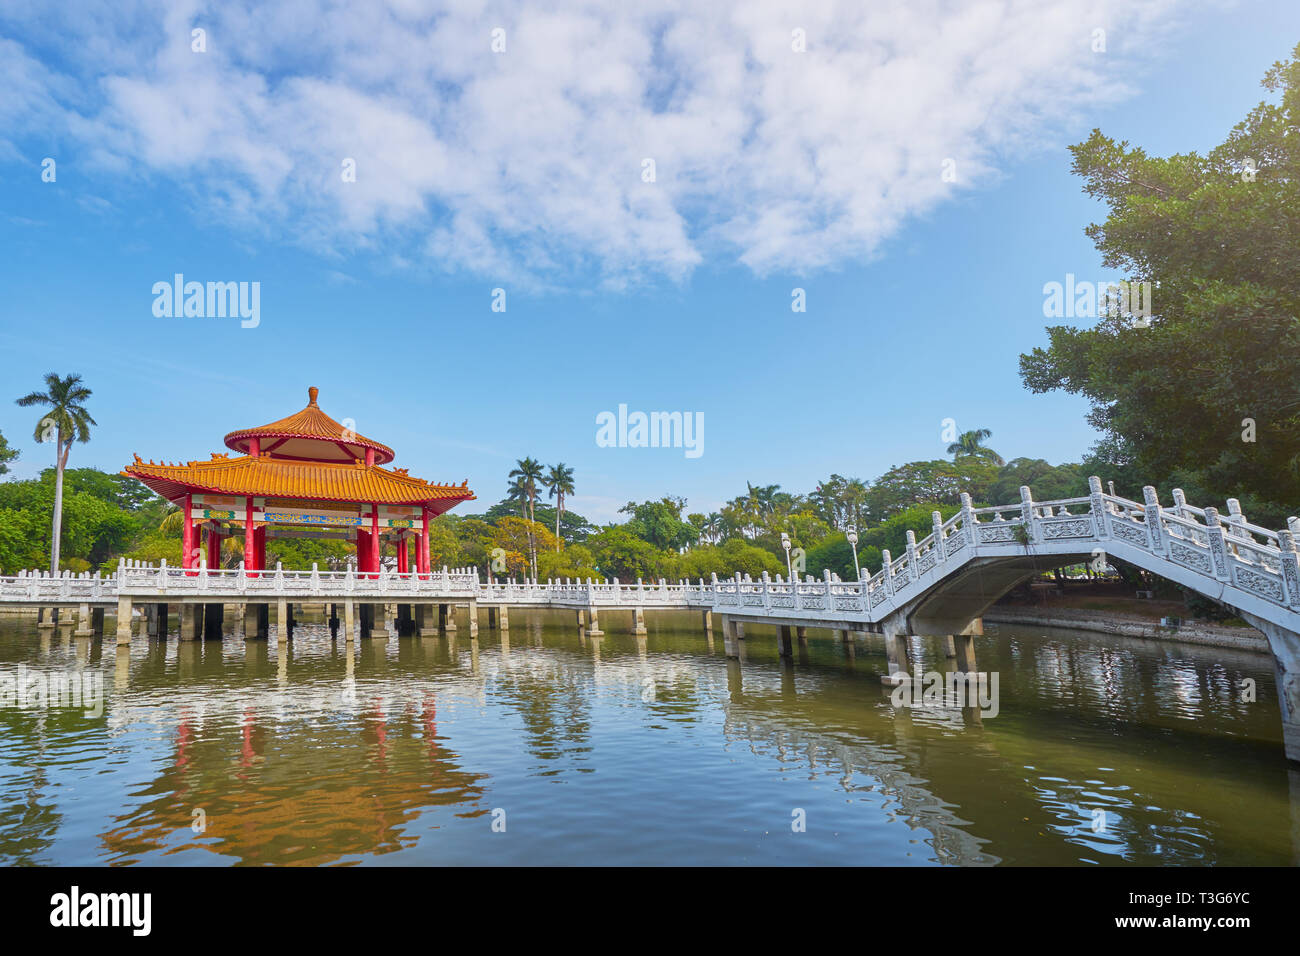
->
[1020, 45, 1300, 526]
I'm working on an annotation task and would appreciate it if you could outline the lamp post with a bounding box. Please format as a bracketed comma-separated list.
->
[781, 532, 792, 581]
[847, 528, 860, 581]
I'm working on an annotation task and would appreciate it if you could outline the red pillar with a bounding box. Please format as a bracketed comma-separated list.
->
[365, 447, 375, 467]
[249, 436, 261, 457]
[182, 493, 196, 573]
[255, 525, 266, 571]
[207, 527, 222, 570]
[244, 496, 256, 574]
[357, 530, 370, 574]
[370, 505, 381, 578]
[421, 507, 431, 575]
[397, 535, 408, 574]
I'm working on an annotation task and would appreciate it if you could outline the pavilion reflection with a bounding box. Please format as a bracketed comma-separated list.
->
[98, 688, 487, 865]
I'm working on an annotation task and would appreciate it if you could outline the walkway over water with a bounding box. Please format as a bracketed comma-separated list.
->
[5, 477, 1300, 761]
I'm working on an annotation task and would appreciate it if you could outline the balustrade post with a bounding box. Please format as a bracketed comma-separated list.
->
[1088, 476, 1110, 540]
[906, 531, 919, 581]
[1203, 508, 1232, 582]
[932, 511, 946, 561]
[1019, 486, 1038, 544]
[881, 549, 894, 597]
[1278, 531, 1300, 608]
[1142, 486, 1165, 554]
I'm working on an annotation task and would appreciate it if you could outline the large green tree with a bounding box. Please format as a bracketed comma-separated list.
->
[1020, 46, 1300, 524]
[15, 373, 96, 572]
[0, 431, 18, 476]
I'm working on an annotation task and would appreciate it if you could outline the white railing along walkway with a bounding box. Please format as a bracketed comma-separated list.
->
[3, 478, 1298, 635]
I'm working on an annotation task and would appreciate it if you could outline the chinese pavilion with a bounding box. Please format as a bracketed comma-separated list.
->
[122, 386, 474, 575]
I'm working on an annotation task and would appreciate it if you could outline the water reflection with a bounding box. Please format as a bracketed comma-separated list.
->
[0, 610, 1295, 866]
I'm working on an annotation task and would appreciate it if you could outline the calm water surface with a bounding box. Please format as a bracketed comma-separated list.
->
[0, 609, 1296, 866]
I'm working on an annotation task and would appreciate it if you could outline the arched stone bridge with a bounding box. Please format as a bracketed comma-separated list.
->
[4, 477, 1299, 761]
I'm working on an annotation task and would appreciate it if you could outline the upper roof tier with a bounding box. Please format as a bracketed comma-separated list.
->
[223, 386, 396, 464]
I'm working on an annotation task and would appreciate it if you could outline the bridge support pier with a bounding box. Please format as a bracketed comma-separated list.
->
[467, 600, 478, 637]
[75, 603, 93, 637]
[243, 603, 265, 640]
[180, 604, 202, 641]
[439, 603, 456, 634]
[1242, 613, 1300, 763]
[417, 603, 438, 637]
[115, 595, 133, 645]
[583, 607, 603, 637]
[91, 606, 104, 638]
[344, 599, 355, 642]
[942, 635, 957, 658]
[779, 625, 794, 658]
[881, 631, 911, 686]
[276, 598, 289, 642]
[498, 605, 509, 630]
[952, 634, 977, 674]
[702, 610, 713, 635]
[396, 603, 415, 637]
[721, 616, 744, 658]
[328, 603, 339, 638]
[366, 603, 387, 640]
[632, 607, 647, 635]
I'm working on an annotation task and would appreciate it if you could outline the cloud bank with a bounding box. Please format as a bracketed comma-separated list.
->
[1, 0, 1181, 285]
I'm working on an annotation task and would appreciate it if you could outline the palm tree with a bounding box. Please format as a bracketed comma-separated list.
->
[947, 428, 1004, 466]
[508, 457, 544, 576]
[16, 373, 95, 572]
[544, 463, 575, 550]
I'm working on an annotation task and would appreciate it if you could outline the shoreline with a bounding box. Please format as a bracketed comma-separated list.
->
[982, 604, 1270, 654]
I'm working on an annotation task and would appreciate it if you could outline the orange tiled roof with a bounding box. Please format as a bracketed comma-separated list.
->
[123, 454, 475, 509]
[223, 386, 396, 464]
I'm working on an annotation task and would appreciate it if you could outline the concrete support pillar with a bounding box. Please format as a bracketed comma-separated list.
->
[344, 599, 356, 643]
[417, 603, 438, 637]
[90, 606, 105, 638]
[75, 603, 93, 637]
[329, 603, 339, 639]
[115, 595, 133, 645]
[155, 603, 169, 639]
[796, 626, 808, 644]
[243, 603, 261, 640]
[396, 603, 414, 636]
[952, 634, 977, 672]
[499, 605, 509, 631]
[779, 624, 794, 658]
[38, 607, 55, 630]
[632, 607, 647, 636]
[276, 598, 289, 642]
[467, 600, 478, 637]
[179, 604, 201, 641]
[584, 606, 603, 637]
[702, 609, 713, 634]
[486, 607, 497, 629]
[439, 603, 456, 633]
[721, 616, 745, 658]
[942, 635, 957, 658]
[366, 602, 387, 640]
[881, 631, 910, 686]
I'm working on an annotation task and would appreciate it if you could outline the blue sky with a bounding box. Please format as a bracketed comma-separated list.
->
[1, 1, 1297, 522]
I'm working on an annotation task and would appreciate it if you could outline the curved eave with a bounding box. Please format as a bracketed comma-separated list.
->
[122, 457, 475, 513]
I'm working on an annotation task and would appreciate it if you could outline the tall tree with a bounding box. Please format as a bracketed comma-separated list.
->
[15, 373, 95, 572]
[1020, 45, 1300, 524]
[508, 457, 544, 576]
[543, 462, 575, 549]
[947, 428, 1003, 466]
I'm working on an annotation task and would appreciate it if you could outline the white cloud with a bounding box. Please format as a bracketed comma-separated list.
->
[1, 0, 1182, 283]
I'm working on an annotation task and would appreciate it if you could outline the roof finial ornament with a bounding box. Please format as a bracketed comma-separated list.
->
[308, 386, 319, 406]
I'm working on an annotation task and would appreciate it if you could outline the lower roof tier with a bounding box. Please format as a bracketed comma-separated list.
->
[124, 453, 475, 512]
